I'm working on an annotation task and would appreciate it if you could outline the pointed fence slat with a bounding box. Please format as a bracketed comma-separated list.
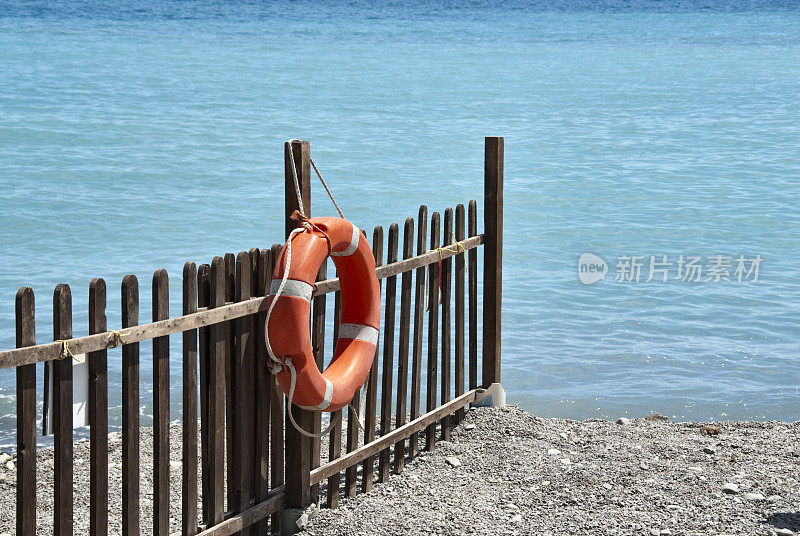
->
[89, 279, 108, 536]
[197, 264, 212, 523]
[378, 223, 399, 483]
[327, 288, 343, 508]
[409, 205, 427, 458]
[425, 213, 441, 451]
[468, 200, 478, 390]
[361, 226, 383, 493]
[153, 269, 170, 536]
[393, 218, 414, 474]
[183, 263, 199, 536]
[208, 257, 227, 525]
[15, 287, 36, 536]
[121, 275, 140, 536]
[454, 204, 466, 424]
[440, 208, 453, 441]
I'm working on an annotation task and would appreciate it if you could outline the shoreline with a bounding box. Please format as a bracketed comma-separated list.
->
[1, 408, 798, 535]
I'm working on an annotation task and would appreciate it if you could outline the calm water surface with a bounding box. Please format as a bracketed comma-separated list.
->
[0, 0, 798, 446]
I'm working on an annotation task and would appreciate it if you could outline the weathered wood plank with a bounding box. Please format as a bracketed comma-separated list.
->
[89, 279, 108, 536]
[53, 284, 74, 536]
[440, 208, 453, 441]
[409, 205, 427, 458]
[182, 263, 199, 536]
[378, 223, 398, 483]
[121, 275, 140, 536]
[284, 139, 313, 511]
[208, 257, 227, 526]
[233, 251, 253, 533]
[197, 264, 211, 523]
[327, 288, 343, 508]
[0, 236, 484, 370]
[468, 201, 478, 391]
[252, 249, 269, 536]
[224, 253, 235, 513]
[310, 260, 327, 503]
[362, 226, 383, 494]
[153, 269, 170, 536]
[425, 213, 441, 452]
[454, 204, 466, 424]
[393, 218, 414, 474]
[268, 243, 284, 534]
[15, 287, 36, 536]
[310, 390, 479, 485]
[483, 136, 503, 387]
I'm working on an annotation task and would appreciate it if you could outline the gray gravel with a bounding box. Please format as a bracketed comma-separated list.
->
[1, 407, 797, 536]
[306, 406, 800, 536]
[0, 422, 194, 535]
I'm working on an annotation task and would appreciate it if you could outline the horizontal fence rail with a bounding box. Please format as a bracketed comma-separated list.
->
[0, 235, 483, 370]
[1, 136, 503, 536]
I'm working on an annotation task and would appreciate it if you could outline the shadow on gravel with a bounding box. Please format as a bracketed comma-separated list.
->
[765, 512, 800, 533]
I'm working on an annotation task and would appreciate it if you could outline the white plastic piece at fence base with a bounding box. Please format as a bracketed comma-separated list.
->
[280, 508, 304, 536]
[471, 383, 506, 408]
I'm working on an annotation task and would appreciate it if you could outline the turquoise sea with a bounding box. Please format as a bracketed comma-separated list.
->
[0, 0, 798, 446]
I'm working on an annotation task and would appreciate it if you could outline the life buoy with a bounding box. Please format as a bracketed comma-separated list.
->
[266, 217, 380, 412]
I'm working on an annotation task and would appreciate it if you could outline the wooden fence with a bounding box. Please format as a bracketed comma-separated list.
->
[0, 137, 504, 536]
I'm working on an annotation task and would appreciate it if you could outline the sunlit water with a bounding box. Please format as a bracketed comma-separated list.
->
[0, 0, 798, 447]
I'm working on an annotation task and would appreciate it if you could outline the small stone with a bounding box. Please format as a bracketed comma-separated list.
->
[701, 425, 722, 435]
[603, 483, 613, 490]
[464, 424, 476, 431]
[0, 453, 11, 465]
[510, 514, 522, 523]
[767, 495, 781, 503]
[560, 458, 572, 465]
[559, 432, 569, 439]
[660, 531, 672, 535]
[616, 417, 631, 425]
[547, 448, 561, 456]
[646, 413, 669, 422]
[541, 480, 551, 486]
[445, 456, 461, 468]
[721, 483, 739, 494]
[744, 492, 765, 501]
[650, 529, 660, 536]
[639, 462, 649, 470]
[775, 529, 794, 536]
[170, 460, 182, 469]
[703, 447, 716, 454]
[4, 461, 14, 471]
[505, 503, 519, 511]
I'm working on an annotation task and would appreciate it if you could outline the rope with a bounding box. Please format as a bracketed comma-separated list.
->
[310, 158, 345, 219]
[55, 340, 77, 361]
[286, 139, 346, 220]
[284, 358, 342, 438]
[109, 330, 128, 348]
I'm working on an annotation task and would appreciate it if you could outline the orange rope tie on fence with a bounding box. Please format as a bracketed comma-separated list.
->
[55, 339, 78, 361]
[108, 330, 128, 348]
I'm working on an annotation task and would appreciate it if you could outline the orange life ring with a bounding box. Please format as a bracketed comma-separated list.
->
[266, 217, 380, 412]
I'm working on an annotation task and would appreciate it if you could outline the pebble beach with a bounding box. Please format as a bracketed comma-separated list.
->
[0, 406, 797, 536]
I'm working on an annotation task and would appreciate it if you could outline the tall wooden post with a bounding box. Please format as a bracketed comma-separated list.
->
[283, 140, 313, 521]
[482, 137, 503, 387]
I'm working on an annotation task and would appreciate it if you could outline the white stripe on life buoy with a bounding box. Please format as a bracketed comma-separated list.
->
[330, 223, 361, 257]
[299, 377, 334, 411]
[338, 323, 379, 346]
[269, 279, 313, 302]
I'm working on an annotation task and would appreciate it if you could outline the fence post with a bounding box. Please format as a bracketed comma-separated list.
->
[482, 136, 503, 388]
[283, 139, 313, 533]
